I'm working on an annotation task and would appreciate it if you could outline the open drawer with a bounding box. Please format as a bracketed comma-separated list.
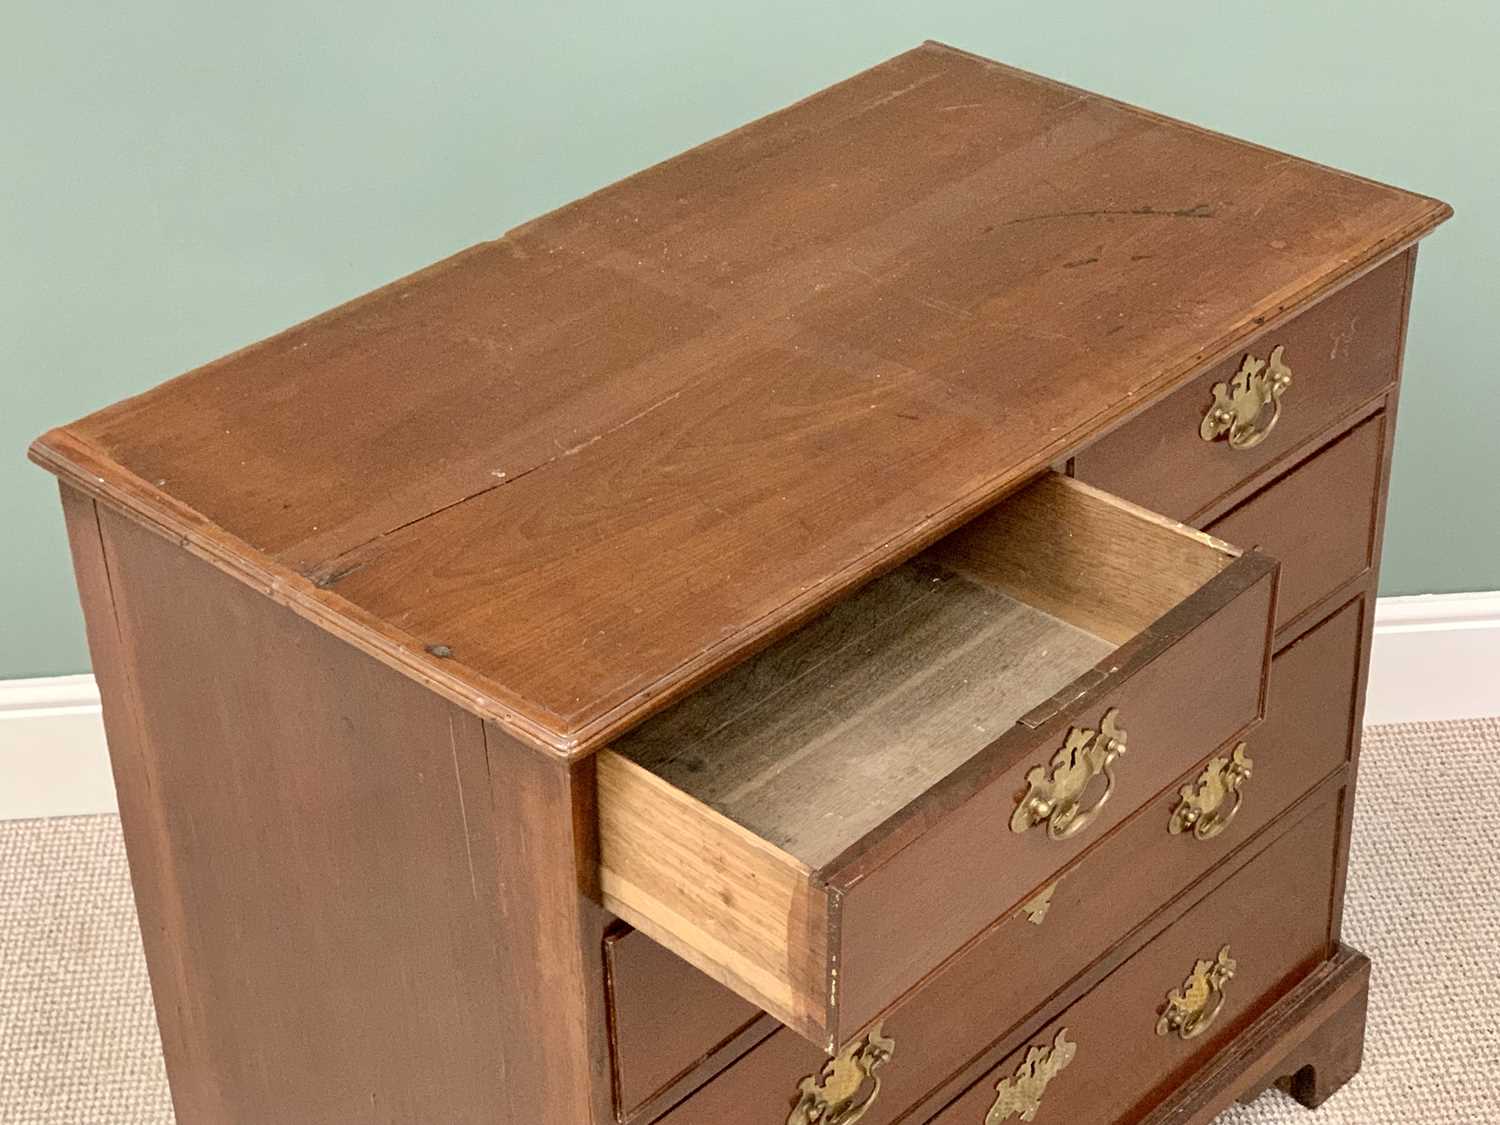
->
[596, 474, 1277, 1052]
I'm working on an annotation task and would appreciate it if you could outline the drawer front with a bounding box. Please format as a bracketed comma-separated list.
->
[600, 474, 1277, 1049]
[652, 793, 1340, 1125]
[926, 796, 1340, 1124]
[1072, 252, 1408, 521]
[606, 926, 765, 1119]
[1206, 415, 1384, 635]
[833, 559, 1274, 1034]
[642, 657, 1350, 1125]
[1256, 595, 1365, 792]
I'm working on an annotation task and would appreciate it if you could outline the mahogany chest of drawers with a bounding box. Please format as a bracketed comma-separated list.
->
[33, 42, 1449, 1125]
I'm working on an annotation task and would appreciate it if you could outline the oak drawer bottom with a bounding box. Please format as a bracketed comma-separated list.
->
[925, 796, 1339, 1124]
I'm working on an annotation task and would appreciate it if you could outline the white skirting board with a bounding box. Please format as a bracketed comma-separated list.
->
[2, 593, 1498, 821]
[0, 674, 115, 821]
[1361, 592, 1500, 726]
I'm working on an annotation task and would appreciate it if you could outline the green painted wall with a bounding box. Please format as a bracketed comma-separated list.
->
[4, 3, 1492, 679]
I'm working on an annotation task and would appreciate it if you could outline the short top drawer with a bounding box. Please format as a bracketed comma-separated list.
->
[597, 473, 1276, 1051]
[1071, 251, 1410, 521]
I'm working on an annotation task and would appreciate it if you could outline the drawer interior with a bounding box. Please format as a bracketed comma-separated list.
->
[598, 472, 1250, 1043]
[616, 554, 1110, 866]
[612, 473, 1238, 868]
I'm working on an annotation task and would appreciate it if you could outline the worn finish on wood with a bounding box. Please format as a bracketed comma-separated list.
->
[1139, 946, 1371, 1125]
[655, 793, 1341, 1124]
[59, 485, 613, 1123]
[604, 926, 768, 1121]
[1208, 413, 1384, 633]
[1071, 251, 1410, 523]
[599, 472, 1273, 1048]
[29, 45, 1449, 758]
[33, 41, 1451, 1125]
[617, 562, 1111, 867]
[926, 802, 1337, 1123]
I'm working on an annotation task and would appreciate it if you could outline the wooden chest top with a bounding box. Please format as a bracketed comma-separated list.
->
[31, 42, 1447, 757]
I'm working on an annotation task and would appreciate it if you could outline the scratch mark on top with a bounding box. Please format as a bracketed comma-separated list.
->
[449, 714, 479, 901]
[302, 386, 689, 583]
[558, 389, 684, 458]
[912, 294, 976, 320]
[859, 70, 947, 114]
[1001, 203, 1217, 226]
[313, 558, 367, 589]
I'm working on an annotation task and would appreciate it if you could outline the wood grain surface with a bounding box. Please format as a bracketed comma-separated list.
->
[597, 748, 831, 1042]
[926, 799, 1339, 1124]
[30, 42, 1450, 757]
[617, 564, 1111, 867]
[931, 473, 1238, 645]
[653, 791, 1342, 1124]
[1207, 413, 1384, 633]
[1071, 251, 1409, 522]
[61, 485, 614, 1124]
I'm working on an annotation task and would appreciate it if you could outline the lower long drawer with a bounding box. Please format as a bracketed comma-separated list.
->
[925, 795, 1339, 1123]
[644, 776, 1344, 1124]
[606, 926, 766, 1120]
[614, 596, 1365, 1121]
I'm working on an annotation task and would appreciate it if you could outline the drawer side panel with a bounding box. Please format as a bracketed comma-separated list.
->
[597, 750, 832, 1044]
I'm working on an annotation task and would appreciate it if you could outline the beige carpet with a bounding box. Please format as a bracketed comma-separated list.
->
[2, 720, 1497, 1123]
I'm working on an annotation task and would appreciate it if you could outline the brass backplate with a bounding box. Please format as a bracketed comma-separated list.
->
[787, 1022, 895, 1125]
[1011, 709, 1127, 840]
[1168, 744, 1253, 840]
[987, 1028, 1077, 1122]
[1021, 882, 1058, 926]
[1200, 345, 1293, 449]
[1157, 946, 1237, 1041]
